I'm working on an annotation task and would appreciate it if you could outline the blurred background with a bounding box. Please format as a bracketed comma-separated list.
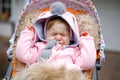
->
[0, 0, 120, 80]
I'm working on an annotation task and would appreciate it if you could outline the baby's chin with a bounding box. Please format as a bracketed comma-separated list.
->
[58, 43, 69, 47]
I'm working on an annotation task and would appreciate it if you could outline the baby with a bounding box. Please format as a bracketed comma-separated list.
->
[16, 2, 96, 70]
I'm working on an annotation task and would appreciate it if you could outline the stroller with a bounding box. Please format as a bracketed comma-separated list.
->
[3, 0, 105, 80]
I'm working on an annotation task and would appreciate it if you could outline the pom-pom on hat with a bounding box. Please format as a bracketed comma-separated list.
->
[34, 1, 79, 46]
[50, 2, 66, 15]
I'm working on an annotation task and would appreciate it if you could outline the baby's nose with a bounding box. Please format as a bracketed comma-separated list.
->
[55, 35, 62, 41]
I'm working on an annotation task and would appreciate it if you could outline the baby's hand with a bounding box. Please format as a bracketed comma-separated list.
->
[27, 26, 35, 33]
[80, 31, 89, 36]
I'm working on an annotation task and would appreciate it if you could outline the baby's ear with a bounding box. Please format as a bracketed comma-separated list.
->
[80, 31, 89, 36]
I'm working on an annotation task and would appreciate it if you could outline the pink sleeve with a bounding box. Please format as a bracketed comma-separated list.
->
[75, 35, 96, 70]
[16, 30, 45, 65]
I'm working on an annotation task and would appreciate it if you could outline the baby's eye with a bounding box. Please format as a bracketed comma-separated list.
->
[61, 33, 66, 36]
[51, 33, 57, 36]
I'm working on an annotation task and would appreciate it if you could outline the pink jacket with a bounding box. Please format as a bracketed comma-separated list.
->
[16, 29, 96, 70]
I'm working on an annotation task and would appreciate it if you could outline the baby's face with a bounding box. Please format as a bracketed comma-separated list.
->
[46, 21, 70, 46]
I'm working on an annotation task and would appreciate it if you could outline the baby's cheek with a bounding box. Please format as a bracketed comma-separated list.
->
[46, 36, 54, 40]
[65, 38, 70, 45]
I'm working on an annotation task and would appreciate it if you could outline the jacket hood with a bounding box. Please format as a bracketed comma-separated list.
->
[34, 11, 79, 46]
